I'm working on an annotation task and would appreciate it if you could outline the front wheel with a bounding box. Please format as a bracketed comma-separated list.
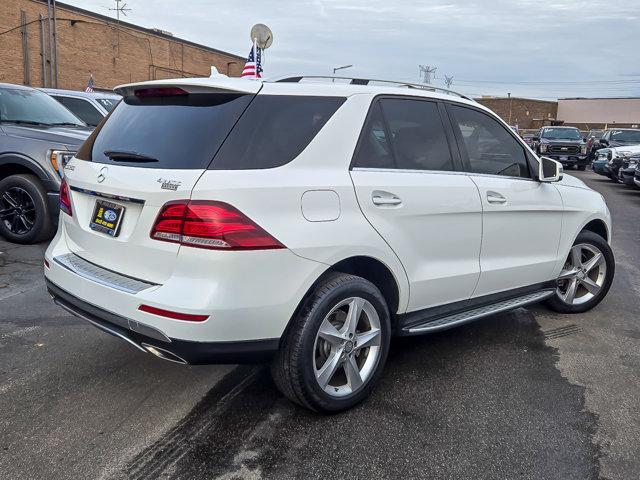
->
[271, 273, 391, 412]
[546, 231, 614, 313]
[577, 165, 587, 171]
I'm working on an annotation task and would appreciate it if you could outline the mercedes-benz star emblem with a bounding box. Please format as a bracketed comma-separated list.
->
[97, 166, 108, 183]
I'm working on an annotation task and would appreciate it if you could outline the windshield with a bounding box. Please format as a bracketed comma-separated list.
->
[96, 98, 119, 112]
[610, 130, 640, 143]
[541, 128, 582, 140]
[0, 87, 84, 126]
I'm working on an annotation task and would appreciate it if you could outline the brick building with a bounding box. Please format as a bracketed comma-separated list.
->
[475, 96, 558, 130]
[0, 0, 245, 91]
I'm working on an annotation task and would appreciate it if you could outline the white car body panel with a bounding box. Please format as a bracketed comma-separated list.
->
[469, 175, 563, 297]
[351, 169, 482, 311]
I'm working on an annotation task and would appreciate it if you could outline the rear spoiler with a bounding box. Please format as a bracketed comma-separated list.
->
[114, 75, 262, 97]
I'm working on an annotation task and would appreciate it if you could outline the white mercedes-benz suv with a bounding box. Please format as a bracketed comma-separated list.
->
[44, 75, 614, 412]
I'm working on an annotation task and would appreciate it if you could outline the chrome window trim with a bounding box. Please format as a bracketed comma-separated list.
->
[69, 186, 145, 205]
[351, 167, 539, 182]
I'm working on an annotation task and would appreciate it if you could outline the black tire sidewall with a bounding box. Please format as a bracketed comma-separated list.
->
[298, 276, 391, 412]
[0, 174, 53, 244]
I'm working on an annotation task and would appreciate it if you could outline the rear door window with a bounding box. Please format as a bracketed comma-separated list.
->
[77, 93, 253, 169]
[211, 95, 345, 170]
[54, 96, 104, 127]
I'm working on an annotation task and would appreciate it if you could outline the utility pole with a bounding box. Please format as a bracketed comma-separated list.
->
[507, 92, 513, 125]
[444, 75, 454, 88]
[418, 65, 437, 84]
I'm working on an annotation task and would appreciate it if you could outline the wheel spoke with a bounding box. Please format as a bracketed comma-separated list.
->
[355, 328, 381, 350]
[19, 215, 33, 230]
[581, 277, 601, 295]
[562, 278, 578, 303]
[0, 208, 16, 220]
[582, 253, 604, 274]
[344, 356, 363, 391]
[558, 268, 578, 281]
[2, 192, 18, 208]
[343, 297, 364, 337]
[569, 245, 582, 268]
[318, 319, 344, 347]
[315, 350, 342, 389]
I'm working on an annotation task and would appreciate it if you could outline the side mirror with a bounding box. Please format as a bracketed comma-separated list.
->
[600, 138, 609, 146]
[532, 136, 540, 141]
[539, 156, 563, 182]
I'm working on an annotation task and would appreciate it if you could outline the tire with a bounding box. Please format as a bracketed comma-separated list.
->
[271, 273, 391, 413]
[577, 165, 586, 171]
[546, 230, 614, 314]
[0, 174, 54, 244]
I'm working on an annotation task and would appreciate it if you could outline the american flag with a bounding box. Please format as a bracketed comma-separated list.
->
[85, 75, 94, 93]
[241, 46, 263, 79]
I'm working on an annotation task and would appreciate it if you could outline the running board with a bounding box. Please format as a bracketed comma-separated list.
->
[403, 289, 555, 335]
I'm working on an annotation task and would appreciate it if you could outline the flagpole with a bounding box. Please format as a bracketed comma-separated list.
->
[253, 37, 258, 80]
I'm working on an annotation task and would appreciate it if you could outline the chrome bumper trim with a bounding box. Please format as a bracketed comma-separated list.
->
[53, 253, 158, 294]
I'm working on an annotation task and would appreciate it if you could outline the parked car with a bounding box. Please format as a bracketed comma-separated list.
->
[39, 88, 120, 127]
[532, 126, 589, 170]
[602, 144, 640, 181]
[635, 161, 640, 188]
[617, 153, 640, 187]
[592, 150, 610, 176]
[594, 128, 640, 150]
[0, 83, 92, 243]
[44, 75, 615, 412]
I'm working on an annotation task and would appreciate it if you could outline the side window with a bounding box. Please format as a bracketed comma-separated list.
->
[381, 98, 453, 171]
[353, 98, 453, 171]
[54, 96, 103, 126]
[449, 104, 530, 178]
[352, 103, 394, 169]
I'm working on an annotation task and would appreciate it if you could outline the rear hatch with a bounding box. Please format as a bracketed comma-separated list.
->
[62, 78, 260, 283]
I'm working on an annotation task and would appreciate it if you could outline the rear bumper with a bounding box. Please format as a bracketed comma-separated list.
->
[47, 279, 279, 364]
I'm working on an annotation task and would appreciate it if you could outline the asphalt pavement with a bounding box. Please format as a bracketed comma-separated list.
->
[0, 170, 638, 480]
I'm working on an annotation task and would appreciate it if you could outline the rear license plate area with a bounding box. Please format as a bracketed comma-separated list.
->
[90, 199, 125, 237]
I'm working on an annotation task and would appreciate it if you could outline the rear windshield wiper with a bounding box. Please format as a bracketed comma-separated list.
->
[103, 150, 159, 163]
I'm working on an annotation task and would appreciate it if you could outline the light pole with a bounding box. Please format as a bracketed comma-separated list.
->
[508, 92, 513, 126]
[332, 64, 353, 82]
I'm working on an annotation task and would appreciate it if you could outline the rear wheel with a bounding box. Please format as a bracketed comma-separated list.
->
[0, 174, 54, 244]
[271, 273, 391, 412]
[577, 165, 586, 171]
[546, 231, 614, 313]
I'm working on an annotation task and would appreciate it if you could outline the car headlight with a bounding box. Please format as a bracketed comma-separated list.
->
[580, 145, 587, 155]
[629, 158, 639, 168]
[49, 150, 76, 178]
[539, 143, 548, 153]
[618, 151, 633, 158]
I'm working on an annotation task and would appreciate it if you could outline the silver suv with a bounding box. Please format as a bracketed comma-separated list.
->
[0, 83, 92, 243]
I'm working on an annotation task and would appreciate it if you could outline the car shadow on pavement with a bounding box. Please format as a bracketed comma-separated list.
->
[119, 308, 599, 480]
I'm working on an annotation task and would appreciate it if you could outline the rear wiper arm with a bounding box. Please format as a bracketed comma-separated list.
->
[103, 150, 158, 163]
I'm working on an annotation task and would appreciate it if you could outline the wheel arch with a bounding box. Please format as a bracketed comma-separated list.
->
[0, 154, 56, 190]
[581, 218, 609, 242]
[282, 255, 404, 342]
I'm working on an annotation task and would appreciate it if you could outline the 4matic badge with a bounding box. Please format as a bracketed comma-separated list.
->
[157, 178, 182, 191]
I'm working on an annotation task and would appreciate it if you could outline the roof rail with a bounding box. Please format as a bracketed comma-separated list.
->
[269, 75, 474, 101]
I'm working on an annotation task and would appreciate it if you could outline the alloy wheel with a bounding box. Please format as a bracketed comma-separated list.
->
[0, 187, 36, 235]
[556, 243, 607, 305]
[313, 297, 382, 397]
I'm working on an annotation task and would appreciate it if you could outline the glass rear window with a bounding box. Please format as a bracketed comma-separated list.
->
[77, 93, 253, 169]
[211, 95, 345, 170]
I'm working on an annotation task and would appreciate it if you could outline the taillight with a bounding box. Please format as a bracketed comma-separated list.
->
[150, 200, 285, 250]
[134, 87, 188, 97]
[60, 178, 72, 216]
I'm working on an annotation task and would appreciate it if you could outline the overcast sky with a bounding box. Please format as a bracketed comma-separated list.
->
[63, 0, 640, 100]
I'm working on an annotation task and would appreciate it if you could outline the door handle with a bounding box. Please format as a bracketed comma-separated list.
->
[486, 191, 507, 204]
[372, 191, 402, 206]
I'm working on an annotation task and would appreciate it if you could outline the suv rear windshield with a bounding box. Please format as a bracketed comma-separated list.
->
[77, 93, 253, 169]
[211, 95, 345, 170]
